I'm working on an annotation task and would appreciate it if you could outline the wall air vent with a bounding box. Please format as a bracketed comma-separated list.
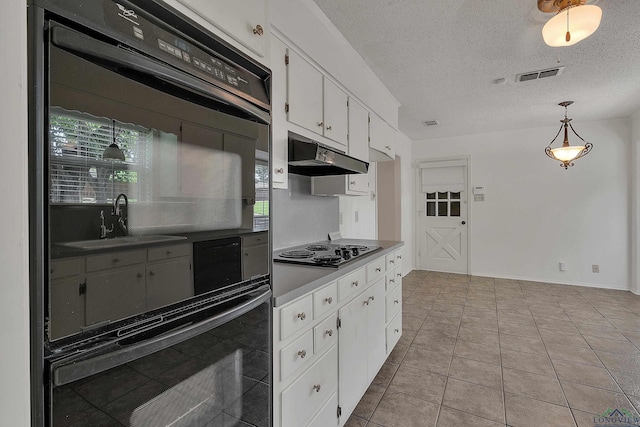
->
[422, 120, 439, 127]
[516, 66, 565, 83]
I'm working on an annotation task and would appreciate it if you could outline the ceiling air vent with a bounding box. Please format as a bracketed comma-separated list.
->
[516, 66, 565, 83]
[422, 120, 439, 127]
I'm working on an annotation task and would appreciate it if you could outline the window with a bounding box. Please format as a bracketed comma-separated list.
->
[49, 108, 152, 204]
[254, 161, 269, 230]
[426, 191, 461, 217]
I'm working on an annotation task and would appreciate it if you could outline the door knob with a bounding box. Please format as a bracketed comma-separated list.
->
[461, 221, 466, 225]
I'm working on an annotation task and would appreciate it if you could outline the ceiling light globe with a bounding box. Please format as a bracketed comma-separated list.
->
[542, 5, 602, 47]
[551, 145, 586, 162]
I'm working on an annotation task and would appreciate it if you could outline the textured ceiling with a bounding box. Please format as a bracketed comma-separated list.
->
[312, 0, 640, 140]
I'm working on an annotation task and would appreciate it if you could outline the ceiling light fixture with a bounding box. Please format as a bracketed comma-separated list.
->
[545, 101, 593, 169]
[538, 0, 602, 47]
[102, 119, 125, 161]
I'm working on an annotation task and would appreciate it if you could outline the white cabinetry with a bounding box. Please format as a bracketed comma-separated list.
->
[270, 34, 289, 189]
[287, 50, 348, 149]
[273, 244, 404, 427]
[369, 113, 396, 162]
[172, 0, 268, 58]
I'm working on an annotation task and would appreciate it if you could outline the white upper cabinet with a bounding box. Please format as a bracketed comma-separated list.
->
[287, 50, 348, 149]
[173, 0, 267, 58]
[270, 34, 289, 189]
[369, 113, 396, 162]
[347, 99, 370, 193]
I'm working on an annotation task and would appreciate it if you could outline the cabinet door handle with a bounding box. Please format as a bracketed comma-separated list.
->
[369, 295, 375, 302]
[324, 296, 333, 304]
[166, 250, 172, 255]
[363, 300, 370, 306]
[385, 145, 391, 150]
[275, 167, 284, 174]
[394, 328, 399, 333]
[350, 181, 356, 185]
[389, 279, 395, 284]
[149, 270, 155, 276]
[297, 312, 306, 321]
[397, 273, 402, 278]
[326, 125, 332, 131]
[297, 349, 307, 358]
[352, 281, 358, 287]
[390, 260, 395, 264]
[252, 24, 264, 36]
[112, 258, 120, 263]
[325, 329, 333, 337]
[375, 267, 381, 272]
[394, 300, 399, 304]
[312, 384, 321, 392]
[397, 255, 402, 260]
[317, 121, 324, 127]
[137, 273, 143, 279]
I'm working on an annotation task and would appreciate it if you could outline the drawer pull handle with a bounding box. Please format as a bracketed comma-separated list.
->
[252, 24, 264, 36]
[166, 251, 171, 255]
[369, 296, 375, 302]
[375, 267, 381, 272]
[297, 350, 307, 358]
[317, 121, 324, 127]
[352, 281, 359, 287]
[394, 300, 399, 304]
[324, 296, 333, 304]
[390, 260, 395, 264]
[297, 312, 306, 321]
[389, 279, 395, 284]
[397, 273, 402, 277]
[325, 329, 333, 337]
[397, 255, 402, 259]
[385, 145, 391, 150]
[312, 384, 321, 392]
[326, 125, 332, 131]
[350, 181, 356, 185]
[394, 328, 399, 333]
[137, 273, 143, 279]
[275, 167, 284, 174]
[113, 258, 120, 263]
[149, 271, 155, 276]
[364, 300, 370, 306]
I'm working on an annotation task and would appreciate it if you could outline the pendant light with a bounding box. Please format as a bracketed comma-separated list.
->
[102, 119, 125, 161]
[545, 101, 593, 169]
[538, 0, 602, 47]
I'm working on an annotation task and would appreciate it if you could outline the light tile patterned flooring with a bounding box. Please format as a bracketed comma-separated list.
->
[345, 270, 640, 427]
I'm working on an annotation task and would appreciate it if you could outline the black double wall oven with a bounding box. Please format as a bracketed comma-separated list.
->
[28, 1, 272, 426]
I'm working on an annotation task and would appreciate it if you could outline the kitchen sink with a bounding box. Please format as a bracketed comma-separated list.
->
[59, 235, 187, 250]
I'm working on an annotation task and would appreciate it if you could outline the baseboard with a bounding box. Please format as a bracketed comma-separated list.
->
[470, 272, 631, 292]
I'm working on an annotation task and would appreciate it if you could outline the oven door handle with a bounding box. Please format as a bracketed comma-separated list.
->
[50, 24, 270, 125]
[52, 285, 272, 387]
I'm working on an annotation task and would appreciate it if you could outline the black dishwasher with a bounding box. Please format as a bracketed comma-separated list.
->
[194, 237, 243, 295]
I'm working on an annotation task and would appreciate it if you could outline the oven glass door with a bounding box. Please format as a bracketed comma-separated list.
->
[46, 21, 268, 342]
[50, 289, 271, 427]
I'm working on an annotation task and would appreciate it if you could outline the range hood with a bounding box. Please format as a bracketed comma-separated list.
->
[288, 132, 369, 176]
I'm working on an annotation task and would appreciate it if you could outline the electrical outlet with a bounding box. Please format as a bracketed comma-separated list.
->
[592, 264, 599, 273]
[559, 262, 566, 272]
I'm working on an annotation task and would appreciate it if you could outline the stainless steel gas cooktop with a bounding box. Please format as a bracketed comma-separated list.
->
[274, 241, 381, 268]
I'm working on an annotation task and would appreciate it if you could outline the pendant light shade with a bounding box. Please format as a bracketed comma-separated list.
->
[102, 120, 126, 161]
[542, 4, 602, 46]
[545, 101, 593, 169]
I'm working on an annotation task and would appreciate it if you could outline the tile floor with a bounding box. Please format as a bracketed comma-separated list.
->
[345, 270, 640, 427]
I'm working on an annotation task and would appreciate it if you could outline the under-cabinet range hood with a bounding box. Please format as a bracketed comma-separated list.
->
[288, 132, 369, 176]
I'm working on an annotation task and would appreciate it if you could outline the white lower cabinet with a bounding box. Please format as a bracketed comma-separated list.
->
[273, 245, 404, 427]
[282, 345, 338, 427]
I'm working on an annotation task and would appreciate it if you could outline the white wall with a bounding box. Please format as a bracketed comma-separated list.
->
[339, 164, 377, 240]
[397, 132, 415, 276]
[631, 110, 640, 295]
[413, 118, 631, 289]
[0, 0, 31, 425]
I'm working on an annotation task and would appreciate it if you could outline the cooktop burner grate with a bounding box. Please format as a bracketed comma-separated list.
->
[279, 250, 315, 259]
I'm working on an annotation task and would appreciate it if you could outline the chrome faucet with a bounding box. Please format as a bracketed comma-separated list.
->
[113, 193, 129, 236]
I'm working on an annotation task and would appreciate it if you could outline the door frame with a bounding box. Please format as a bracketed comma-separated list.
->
[414, 156, 471, 275]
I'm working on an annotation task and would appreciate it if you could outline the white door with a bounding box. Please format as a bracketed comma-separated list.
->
[417, 161, 468, 274]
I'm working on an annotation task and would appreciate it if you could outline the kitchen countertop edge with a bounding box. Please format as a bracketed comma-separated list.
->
[272, 239, 404, 307]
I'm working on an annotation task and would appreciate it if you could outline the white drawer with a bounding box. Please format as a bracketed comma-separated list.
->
[242, 232, 267, 247]
[282, 345, 338, 427]
[280, 295, 313, 340]
[313, 282, 337, 319]
[281, 330, 314, 381]
[337, 267, 366, 302]
[85, 250, 147, 272]
[308, 392, 338, 427]
[385, 252, 398, 271]
[50, 258, 82, 280]
[147, 244, 190, 262]
[386, 284, 402, 323]
[395, 249, 404, 265]
[314, 313, 338, 355]
[366, 256, 386, 284]
[385, 269, 400, 292]
[386, 313, 402, 354]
